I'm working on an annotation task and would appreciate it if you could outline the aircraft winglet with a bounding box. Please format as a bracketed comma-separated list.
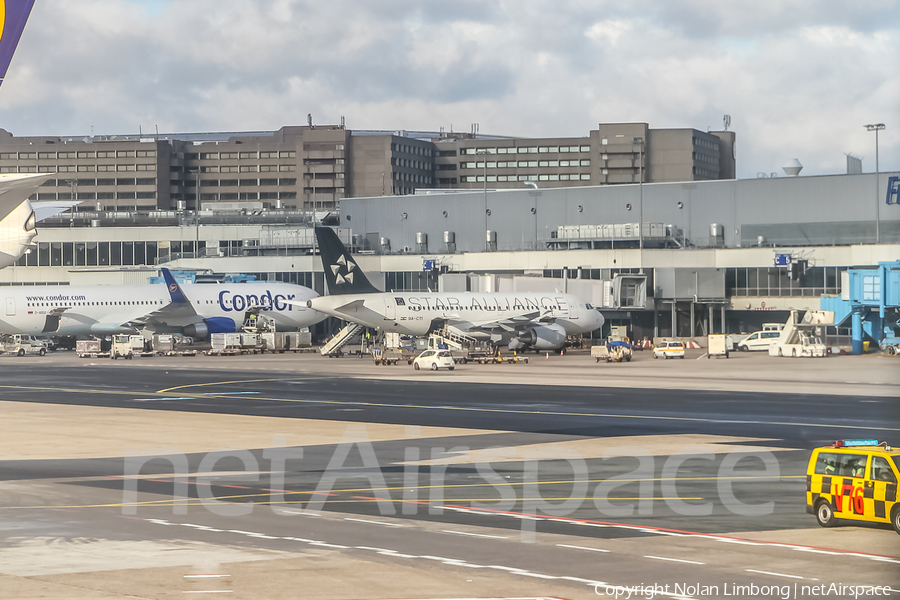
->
[0, 0, 36, 88]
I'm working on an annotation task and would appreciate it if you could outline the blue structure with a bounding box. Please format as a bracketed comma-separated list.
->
[820, 261, 900, 354]
[147, 270, 259, 285]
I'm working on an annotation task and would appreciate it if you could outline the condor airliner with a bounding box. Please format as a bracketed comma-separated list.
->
[0, 269, 324, 338]
[303, 227, 604, 351]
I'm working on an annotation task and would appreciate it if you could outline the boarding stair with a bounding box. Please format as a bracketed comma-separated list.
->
[428, 325, 478, 351]
[320, 322, 365, 357]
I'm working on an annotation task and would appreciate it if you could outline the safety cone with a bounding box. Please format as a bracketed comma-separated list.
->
[560, 350, 564, 356]
[545, 352, 549, 359]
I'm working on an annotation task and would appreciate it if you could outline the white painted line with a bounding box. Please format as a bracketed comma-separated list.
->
[277, 509, 319, 517]
[556, 544, 610, 553]
[182, 592, 233, 595]
[203, 391, 259, 395]
[355, 546, 396, 553]
[442, 530, 508, 539]
[518, 571, 558, 579]
[644, 555, 705, 565]
[696, 353, 708, 360]
[745, 569, 804, 580]
[131, 397, 193, 402]
[343, 517, 404, 527]
[561, 576, 609, 586]
[309, 541, 349, 549]
[183, 575, 231, 579]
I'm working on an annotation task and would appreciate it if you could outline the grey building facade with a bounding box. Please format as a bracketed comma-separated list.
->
[0, 121, 736, 215]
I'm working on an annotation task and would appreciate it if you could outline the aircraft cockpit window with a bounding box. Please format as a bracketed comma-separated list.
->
[586, 303, 593, 309]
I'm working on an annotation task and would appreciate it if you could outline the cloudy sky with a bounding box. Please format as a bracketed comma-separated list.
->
[0, 0, 897, 179]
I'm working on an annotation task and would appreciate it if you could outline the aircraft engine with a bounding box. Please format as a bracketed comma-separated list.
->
[184, 317, 236, 340]
[510, 323, 567, 351]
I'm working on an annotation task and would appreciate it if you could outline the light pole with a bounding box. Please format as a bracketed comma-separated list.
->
[477, 150, 488, 251]
[634, 137, 644, 271]
[865, 123, 885, 244]
[524, 181, 539, 249]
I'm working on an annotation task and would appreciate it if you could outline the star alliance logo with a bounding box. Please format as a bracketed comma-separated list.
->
[330, 254, 356, 285]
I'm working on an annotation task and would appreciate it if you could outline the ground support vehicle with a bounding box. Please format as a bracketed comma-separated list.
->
[737, 330, 781, 351]
[592, 342, 632, 363]
[412, 349, 455, 371]
[768, 310, 833, 358]
[501, 351, 530, 364]
[2, 334, 46, 356]
[879, 336, 900, 356]
[110, 334, 134, 360]
[652, 340, 686, 359]
[707, 334, 730, 359]
[806, 440, 900, 534]
[76, 338, 110, 358]
[371, 347, 403, 365]
[260, 331, 310, 353]
[207, 333, 261, 356]
[591, 345, 610, 362]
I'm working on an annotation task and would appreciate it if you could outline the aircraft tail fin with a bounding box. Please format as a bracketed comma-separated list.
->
[314, 227, 379, 295]
[160, 268, 191, 305]
[0, 0, 36, 88]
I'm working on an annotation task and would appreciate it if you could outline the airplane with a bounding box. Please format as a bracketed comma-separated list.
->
[303, 227, 605, 351]
[0, 268, 325, 338]
[0, 0, 35, 89]
[0, 172, 52, 268]
[0, 2, 62, 269]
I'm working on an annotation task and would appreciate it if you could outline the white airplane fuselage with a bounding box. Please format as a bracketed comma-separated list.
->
[309, 291, 604, 349]
[0, 281, 322, 337]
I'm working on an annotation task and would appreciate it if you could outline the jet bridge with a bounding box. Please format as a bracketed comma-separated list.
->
[820, 260, 900, 354]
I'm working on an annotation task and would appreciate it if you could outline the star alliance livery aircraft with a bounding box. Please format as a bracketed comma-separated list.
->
[0, 268, 324, 338]
[305, 227, 604, 351]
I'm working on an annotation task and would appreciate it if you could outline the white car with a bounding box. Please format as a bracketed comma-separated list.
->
[412, 350, 455, 371]
[736, 330, 781, 351]
[653, 340, 685, 359]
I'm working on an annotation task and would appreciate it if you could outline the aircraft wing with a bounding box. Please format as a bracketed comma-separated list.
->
[54, 270, 198, 334]
[31, 200, 82, 222]
[0, 173, 54, 221]
[123, 269, 199, 329]
[446, 310, 554, 333]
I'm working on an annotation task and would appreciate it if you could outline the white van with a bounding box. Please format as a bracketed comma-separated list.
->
[736, 330, 781, 351]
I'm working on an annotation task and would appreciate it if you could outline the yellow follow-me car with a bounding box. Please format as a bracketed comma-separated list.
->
[806, 440, 900, 534]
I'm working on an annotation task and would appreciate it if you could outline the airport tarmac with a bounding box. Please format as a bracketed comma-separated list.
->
[6, 345, 897, 396]
[0, 349, 897, 599]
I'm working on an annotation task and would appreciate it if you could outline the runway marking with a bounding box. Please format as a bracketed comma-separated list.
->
[129, 397, 194, 402]
[343, 517, 405, 527]
[142, 518, 715, 599]
[435, 505, 900, 564]
[2, 380, 895, 433]
[202, 392, 259, 395]
[184, 575, 231, 578]
[556, 544, 610, 553]
[745, 569, 804, 579]
[442, 530, 508, 539]
[644, 555, 705, 565]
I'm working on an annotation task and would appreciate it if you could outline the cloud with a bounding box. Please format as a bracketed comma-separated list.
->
[0, 0, 896, 178]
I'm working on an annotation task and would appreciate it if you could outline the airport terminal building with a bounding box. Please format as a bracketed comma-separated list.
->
[0, 122, 896, 343]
